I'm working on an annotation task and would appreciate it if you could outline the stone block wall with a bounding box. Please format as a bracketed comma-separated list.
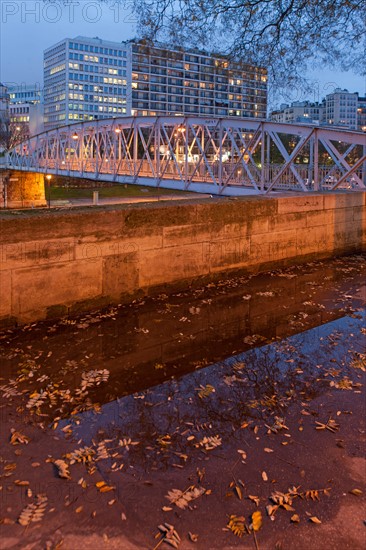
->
[0, 192, 365, 326]
[0, 170, 46, 208]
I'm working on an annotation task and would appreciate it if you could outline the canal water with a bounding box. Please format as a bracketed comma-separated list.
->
[0, 254, 365, 549]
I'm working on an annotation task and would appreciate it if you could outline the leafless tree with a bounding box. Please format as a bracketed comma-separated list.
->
[0, 117, 29, 152]
[129, 0, 365, 94]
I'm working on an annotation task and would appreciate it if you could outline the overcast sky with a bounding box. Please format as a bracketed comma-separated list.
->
[1, 0, 365, 108]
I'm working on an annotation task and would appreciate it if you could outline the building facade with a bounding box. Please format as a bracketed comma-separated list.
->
[129, 41, 267, 118]
[324, 88, 358, 129]
[8, 84, 44, 141]
[357, 96, 366, 132]
[270, 100, 323, 125]
[43, 36, 267, 129]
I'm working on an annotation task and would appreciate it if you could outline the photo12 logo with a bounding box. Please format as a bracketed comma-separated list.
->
[1, 1, 137, 24]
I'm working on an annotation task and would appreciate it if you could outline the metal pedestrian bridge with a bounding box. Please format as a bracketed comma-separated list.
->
[6, 116, 366, 195]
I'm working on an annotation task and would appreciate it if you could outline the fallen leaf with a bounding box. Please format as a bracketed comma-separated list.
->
[262, 471, 268, 482]
[291, 514, 300, 523]
[309, 516, 322, 524]
[233, 485, 242, 500]
[188, 532, 198, 543]
[166, 486, 205, 510]
[349, 489, 362, 496]
[251, 511, 262, 532]
[10, 430, 30, 446]
[248, 495, 260, 507]
[53, 460, 71, 480]
[227, 515, 248, 538]
[18, 494, 48, 526]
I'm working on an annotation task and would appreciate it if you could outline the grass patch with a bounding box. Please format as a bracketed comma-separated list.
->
[49, 184, 187, 200]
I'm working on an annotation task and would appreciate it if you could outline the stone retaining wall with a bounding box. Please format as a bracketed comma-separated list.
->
[0, 192, 365, 326]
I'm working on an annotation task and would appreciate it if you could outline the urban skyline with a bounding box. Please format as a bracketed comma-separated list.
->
[1, 1, 365, 109]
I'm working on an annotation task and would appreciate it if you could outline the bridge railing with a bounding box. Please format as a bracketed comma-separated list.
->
[6, 116, 366, 195]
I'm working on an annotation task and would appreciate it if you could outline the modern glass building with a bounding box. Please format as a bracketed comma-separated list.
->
[44, 36, 267, 129]
[44, 36, 129, 129]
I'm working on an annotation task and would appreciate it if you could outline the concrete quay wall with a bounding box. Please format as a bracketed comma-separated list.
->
[0, 192, 365, 326]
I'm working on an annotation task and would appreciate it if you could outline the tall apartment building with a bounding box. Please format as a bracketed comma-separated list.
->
[129, 41, 267, 118]
[324, 88, 358, 129]
[43, 36, 267, 129]
[270, 100, 323, 125]
[8, 84, 44, 140]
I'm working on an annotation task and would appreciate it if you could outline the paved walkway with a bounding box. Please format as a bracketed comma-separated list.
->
[51, 192, 212, 207]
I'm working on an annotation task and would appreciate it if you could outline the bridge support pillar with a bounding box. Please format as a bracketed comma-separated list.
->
[0, 170, 47, 209]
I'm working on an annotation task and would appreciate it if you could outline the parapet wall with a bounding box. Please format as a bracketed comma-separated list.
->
[0, 192, 365, 326]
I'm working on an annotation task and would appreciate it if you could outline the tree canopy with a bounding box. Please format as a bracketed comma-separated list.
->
[130, 0, 365, 92]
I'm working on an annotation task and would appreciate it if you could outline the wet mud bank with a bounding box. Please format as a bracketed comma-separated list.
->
[0, 255, 365, 549]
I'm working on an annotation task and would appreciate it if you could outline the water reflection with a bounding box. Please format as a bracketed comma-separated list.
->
[65, 313, 365, 474]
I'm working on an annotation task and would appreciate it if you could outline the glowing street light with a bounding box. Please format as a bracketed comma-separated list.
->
[72, 132, 79, 140]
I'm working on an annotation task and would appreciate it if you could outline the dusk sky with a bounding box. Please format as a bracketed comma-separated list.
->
[1, 0, 365, 108]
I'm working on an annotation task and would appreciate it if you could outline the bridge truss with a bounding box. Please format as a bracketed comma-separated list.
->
[7, 116, 366, 195]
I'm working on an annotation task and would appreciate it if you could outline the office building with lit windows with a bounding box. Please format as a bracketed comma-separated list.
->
[44, 36, 130, 129]
[8, 84, 44, 140]
[43, 36, 267, 129]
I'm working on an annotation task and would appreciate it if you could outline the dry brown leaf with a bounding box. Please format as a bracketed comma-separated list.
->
[262, 471, 268, 481]
[248, 495, 260, 507]
[18, 494, 48, 526]
[155, 523, 181, 549]
[197, 384, 215, 399]
[99, 485, 114, 493]
[251, 511, 262, 532]
[197, 436, 222, 451]
[166, 486, 205, 510]
[291, 514, 300, 523]
[233, 485, 242, 500]
[53, 460, 71, 480]
[10, 430, 30, 446]
[264, 448, 274, 453]
[309, 516, 322, 524]
[14, 480, 29, 486]
[349, 489, 363, 496]
[227, 515, 248, 538]
[0, 518, 15, 525]
[188, 532, 198, 543]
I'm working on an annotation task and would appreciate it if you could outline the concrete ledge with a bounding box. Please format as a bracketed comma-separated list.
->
[1, 192, 365, 326]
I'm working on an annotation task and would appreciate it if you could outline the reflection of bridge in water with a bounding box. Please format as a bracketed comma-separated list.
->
[7, 116, 366, 195]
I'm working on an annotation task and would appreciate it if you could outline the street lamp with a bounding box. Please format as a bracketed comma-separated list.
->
[46, 174, 52, 208]
[72, 132, 79, 140]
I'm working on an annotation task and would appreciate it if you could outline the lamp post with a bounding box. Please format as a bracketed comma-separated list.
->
[46, 174, 52, 208]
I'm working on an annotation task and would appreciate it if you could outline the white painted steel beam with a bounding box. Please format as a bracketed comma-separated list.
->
[6, 117, 366, 195]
